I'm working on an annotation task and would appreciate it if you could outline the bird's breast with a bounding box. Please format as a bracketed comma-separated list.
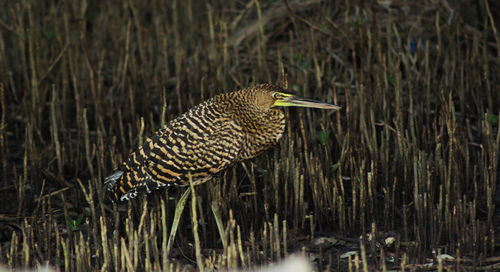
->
[238, 109, 286, 160]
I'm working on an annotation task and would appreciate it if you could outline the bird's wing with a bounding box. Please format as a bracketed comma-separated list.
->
[146, 117, 244, 184]
[106, 116, 244, 201]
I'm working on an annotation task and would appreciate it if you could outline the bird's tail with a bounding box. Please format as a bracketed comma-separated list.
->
[104, 166, 167, 202]
[104, 170, 124, 191]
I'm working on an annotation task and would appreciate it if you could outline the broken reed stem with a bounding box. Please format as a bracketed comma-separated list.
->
[237, 225, 245, 267]
[50, 86, 63, 177]
[188, 173, 204, 272]
[100, 217, 110, 271]
[165, 188, 191, 258]
[161, 198, 168, 269]
[82, 108, 94, 178]
[1, 1, 499, 270]
[0, 83, 5, 193]
[211, 201, 227, 250]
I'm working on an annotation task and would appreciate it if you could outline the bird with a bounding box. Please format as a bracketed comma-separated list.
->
[105, 83, 340, 202]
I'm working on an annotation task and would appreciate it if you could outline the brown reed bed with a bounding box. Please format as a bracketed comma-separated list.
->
[0, 0, 499, 271]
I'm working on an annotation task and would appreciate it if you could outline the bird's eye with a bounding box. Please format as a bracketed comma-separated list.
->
[272, 93, 280, 99]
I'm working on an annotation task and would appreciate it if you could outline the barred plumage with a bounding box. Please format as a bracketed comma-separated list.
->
[105, 84, 340, 202]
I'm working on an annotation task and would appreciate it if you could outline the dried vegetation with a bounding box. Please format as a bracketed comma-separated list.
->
[0, 0, 499, 271]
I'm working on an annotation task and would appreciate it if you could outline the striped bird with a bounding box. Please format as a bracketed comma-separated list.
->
[105, 84, 340, 201]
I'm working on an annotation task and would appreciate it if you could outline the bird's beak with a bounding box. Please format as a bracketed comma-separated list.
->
[273, 93, 341, 110]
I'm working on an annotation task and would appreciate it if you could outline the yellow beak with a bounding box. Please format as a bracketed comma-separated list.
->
[273, 93, 341, 110]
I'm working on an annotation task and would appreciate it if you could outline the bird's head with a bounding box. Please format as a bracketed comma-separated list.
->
[252, 84, 341, 112]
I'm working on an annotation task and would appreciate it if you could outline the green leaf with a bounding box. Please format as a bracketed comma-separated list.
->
[75, 214, 84, 225]
[65, 216, 77, 231]
[487, 113, 498, 124]
[65, 215, 84, 231]
[321, 23, 328, 32]
[294, 53, 303, 63]
[46, 29, 56, 39]
[331, 163, 339, 172]
[300, 59, 311, 70]
[292, 84, 300, 92]
[386, 74, 395, 86]
[352, 18, 359, 31]
[318, 130, 330, 146]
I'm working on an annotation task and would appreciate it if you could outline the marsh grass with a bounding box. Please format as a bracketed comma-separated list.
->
[0, 0, 499, 271]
